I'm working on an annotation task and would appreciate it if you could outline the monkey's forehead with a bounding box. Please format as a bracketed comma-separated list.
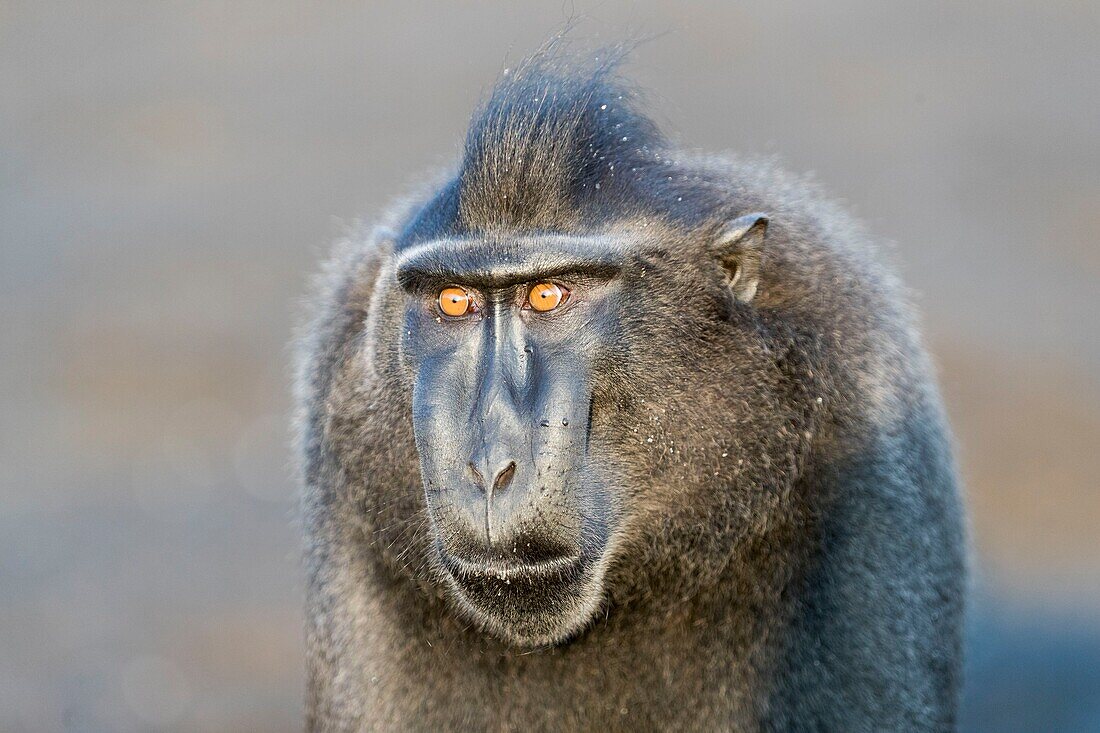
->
[393, 234, 640, 290]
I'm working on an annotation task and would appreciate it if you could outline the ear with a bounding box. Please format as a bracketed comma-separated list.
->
[714, 213, 768, 303]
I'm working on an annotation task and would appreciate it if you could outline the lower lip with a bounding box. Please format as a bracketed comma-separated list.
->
[440, 551, 587, 585]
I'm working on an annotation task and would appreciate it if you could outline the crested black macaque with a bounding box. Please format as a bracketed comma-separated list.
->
[296, 45, 966, 732]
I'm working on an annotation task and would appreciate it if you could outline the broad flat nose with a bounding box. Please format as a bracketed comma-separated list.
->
[448, 456, 579, 565]
[468, 459, 516, 494]
[465, 450, 569, 552]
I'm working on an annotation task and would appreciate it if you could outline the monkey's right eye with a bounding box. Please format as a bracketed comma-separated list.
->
[438, 287, 475, 318]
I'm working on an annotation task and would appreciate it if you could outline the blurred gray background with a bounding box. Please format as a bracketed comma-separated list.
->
[2, 2, 1098, 731]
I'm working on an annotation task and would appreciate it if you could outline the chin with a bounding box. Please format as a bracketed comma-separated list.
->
[438, 549, 608, 648]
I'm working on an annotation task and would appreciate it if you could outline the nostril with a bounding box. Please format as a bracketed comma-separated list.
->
[467, 462, 484, 487]
[492, 461, 517, 493]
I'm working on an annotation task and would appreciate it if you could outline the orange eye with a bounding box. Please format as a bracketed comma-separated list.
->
[438, 287, 473, 318]
[527, 282, 568, 312]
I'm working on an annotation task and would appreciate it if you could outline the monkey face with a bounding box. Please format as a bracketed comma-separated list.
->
[385, 217, 770, 647]
[394, 234, 628, 646]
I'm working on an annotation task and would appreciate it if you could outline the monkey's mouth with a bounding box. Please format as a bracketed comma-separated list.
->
[435, 545, 605, 647]
[440, 550, 587, 585]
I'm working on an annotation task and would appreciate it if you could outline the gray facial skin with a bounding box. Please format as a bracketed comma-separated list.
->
[396, 236, 623, 644]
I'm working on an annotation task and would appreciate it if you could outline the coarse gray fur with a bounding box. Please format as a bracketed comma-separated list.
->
[295, 41, 966, 731]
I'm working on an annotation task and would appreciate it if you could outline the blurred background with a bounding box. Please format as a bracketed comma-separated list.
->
[2, 2, 1098, 731]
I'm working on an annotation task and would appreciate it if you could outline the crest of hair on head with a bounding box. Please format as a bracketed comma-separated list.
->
[457, 37, 667, 235]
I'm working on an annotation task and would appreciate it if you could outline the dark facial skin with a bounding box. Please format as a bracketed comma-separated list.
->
[394, 235, 633, 645]
[388, 217, 770, 646]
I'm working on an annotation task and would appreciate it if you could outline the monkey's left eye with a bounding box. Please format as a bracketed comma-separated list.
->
[526, 282, 569, 312]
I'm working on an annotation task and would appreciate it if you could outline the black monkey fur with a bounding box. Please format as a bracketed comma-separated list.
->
[296, 44, 966, 732]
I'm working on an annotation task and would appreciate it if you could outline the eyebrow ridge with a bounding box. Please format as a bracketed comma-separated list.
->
[394, 235, 625, 289]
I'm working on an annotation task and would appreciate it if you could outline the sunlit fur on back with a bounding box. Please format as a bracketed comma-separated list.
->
[297, 42, 965, 731]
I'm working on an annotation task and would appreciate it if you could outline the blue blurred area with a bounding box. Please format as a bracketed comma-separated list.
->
[963, 602, 1100, 733]
[1, 2, 1097, 730]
